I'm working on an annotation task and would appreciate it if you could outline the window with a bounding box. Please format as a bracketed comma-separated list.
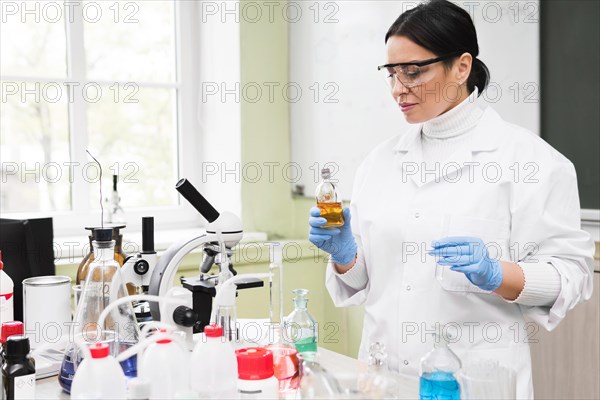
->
[1, 1, 205, 233]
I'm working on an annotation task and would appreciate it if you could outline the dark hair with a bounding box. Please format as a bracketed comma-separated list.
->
[385, 0, 489, 96]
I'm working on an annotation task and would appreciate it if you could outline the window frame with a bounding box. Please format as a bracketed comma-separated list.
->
[1, 1, 212, 235]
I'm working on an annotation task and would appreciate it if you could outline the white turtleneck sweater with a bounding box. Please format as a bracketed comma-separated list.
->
[421, 87, 483, 163]
[336, 88, 562, 307]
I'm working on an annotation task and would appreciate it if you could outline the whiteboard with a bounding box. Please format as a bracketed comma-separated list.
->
[290, 1, 540, 200]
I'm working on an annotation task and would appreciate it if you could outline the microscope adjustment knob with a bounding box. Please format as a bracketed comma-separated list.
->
[172, 306, 198, 328]
[134, 259, 150, 275]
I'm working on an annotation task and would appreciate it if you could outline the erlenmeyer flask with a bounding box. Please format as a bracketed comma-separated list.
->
[59, 228, 139, 393]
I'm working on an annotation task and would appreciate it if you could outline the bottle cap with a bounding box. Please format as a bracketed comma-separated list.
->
[156, 328, 172, 344]
[236, 348, 274, 380]
[85, 226, 126, 236]
[128, 377, 151, 400]
[92, 228, 113, 242]
[1, 321, 24, 344]
[4, 335, 30, 358]
[204, 324, 223, 338]
[89, 342, 110, 358]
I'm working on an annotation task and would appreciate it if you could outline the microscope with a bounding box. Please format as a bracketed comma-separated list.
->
[147, 179, 264, 340]
[121, 216, 157, 323]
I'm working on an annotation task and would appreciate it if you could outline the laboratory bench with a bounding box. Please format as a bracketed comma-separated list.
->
[34, 347, 420, 399]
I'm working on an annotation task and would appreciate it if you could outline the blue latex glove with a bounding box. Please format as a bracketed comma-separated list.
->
[308, 207, 358, 266]
[428, 236, 503, 291]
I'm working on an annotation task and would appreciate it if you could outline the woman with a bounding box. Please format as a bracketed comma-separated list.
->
[308, 1, 594, 398]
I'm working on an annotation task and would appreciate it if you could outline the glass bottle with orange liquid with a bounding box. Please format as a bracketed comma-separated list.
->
[315, 167, 344, 228]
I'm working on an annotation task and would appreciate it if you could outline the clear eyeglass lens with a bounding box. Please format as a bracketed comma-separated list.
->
[382, 65, 426, 88]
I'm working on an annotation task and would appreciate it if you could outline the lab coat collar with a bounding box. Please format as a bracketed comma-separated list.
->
[392, 106, 503, 187]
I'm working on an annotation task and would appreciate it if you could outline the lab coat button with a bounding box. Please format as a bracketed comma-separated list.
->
[414, 212, 420, 218]
[406, 285, 411, 291]
[403, 360, 409, 365]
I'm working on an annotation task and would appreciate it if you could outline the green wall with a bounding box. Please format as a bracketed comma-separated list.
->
[239, 0, 364, 357]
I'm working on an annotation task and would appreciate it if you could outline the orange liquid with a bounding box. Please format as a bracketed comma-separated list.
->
[317, 202, 344, 228]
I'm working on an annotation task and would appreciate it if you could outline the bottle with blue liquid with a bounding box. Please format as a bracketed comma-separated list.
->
[419, 330, 461, 400]
[59, 228, 139, 393]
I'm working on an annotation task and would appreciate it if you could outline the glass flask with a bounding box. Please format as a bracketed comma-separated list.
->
[315, 167, 344, 229]
[419, 331, 461, 400]
[59, 228, 139, 393]
[76, 225, 127, 285]
[284, 289, 317, 354]
[298, 352, 342, 398]
[357, 342, 401, 399]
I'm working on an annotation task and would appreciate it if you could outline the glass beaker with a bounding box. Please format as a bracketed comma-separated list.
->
[59, 228, 139, 393]
[266, 344, 300, 393]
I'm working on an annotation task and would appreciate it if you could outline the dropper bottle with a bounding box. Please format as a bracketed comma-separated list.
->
[284, 289, 317, 353]
[358, 342, 400, 398]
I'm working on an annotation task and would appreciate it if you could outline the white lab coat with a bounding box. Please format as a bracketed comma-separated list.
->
[326, 106, 595, 399]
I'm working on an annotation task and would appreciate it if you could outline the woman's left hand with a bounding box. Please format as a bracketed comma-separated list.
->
[429, 236, 504, 291]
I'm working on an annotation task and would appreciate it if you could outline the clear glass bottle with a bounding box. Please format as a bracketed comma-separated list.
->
[59, 228, 139, 394]
[419, 332, 461, 400]
[357, 342, 400, 399]
[284, 289, 317, 353]
[315, 168, 344, 229]
[104, 175, 126, 225]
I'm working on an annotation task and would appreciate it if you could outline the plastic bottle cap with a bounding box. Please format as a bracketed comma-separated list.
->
[92, 228, 113, 242]
[4, 335, 30, 358]
[89, 343, 110, 358]
[236, 348, 274, 380]
[157, 328, 172, 344]
[204, 324, 223, 338]
[1, 321, 24, 344]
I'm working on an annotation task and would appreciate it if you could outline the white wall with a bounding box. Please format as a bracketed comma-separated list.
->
[290, 1, 540, 199]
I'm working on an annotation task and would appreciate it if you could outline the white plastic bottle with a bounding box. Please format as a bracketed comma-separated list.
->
[236, 348, 279, 399]
[70, 343, 127, 400]
[190, 324, 238, 399]
[139, 331, 190, 399]
[0, 251, 14, 324]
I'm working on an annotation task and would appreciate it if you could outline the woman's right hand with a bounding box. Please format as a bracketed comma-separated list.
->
[308, 207, 358, 267]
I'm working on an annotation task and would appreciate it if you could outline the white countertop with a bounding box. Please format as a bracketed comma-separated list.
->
[36, 347, 419, 399]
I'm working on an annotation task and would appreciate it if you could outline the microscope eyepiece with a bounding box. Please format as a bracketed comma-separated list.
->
[175, 178, 220, 223]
